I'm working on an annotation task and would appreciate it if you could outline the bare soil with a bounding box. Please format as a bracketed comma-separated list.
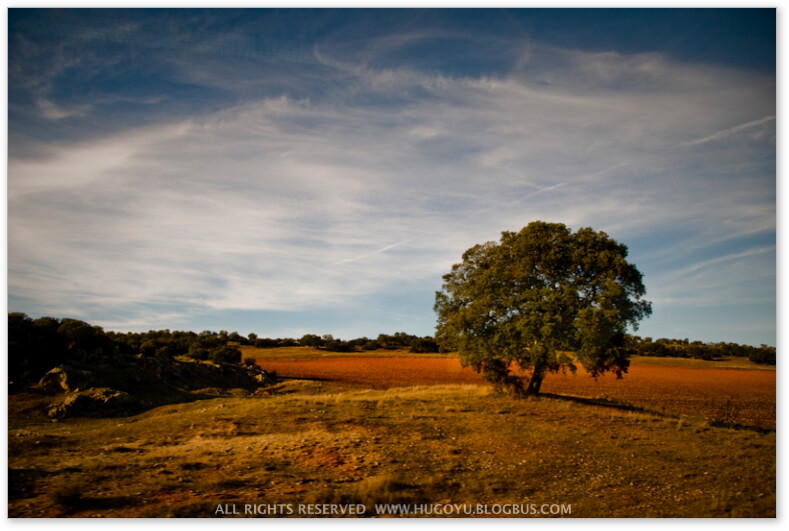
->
[8, 351, 776, 517]
[255, 357, 775, 430]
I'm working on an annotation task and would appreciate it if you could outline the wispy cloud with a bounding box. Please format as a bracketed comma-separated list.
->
[7, 11, 775, 344]
[678, 115, 776, 148]
[330, 240, 412, 266]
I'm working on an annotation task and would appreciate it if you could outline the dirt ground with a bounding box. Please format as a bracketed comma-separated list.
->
[7, 382, 776, 517]
[255, 357, 775, 430]
[8, 352, 776, 517]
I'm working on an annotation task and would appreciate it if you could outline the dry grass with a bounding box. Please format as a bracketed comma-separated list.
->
[252, 356, 775, 430]
[628, 355, 774, 371]
[539, 365, 775, 430]
[8, 381, 775, 518]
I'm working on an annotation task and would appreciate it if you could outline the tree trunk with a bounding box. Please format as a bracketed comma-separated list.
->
[525, 367, 545, 396]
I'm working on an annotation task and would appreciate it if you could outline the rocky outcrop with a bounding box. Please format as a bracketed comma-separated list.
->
[134, 356, 276, 391]
[38, 366, 93, 394]
[48, 387, 143, 419]
[40, 356, 277, 418]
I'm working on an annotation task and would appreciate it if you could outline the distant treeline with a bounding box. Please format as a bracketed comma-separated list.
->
[7, 313, 441, 388]
[272, 332, 442, 354]
[7, 313, 243, 389]
[626, 335, 776, 365]
[8, 313, 774, 390]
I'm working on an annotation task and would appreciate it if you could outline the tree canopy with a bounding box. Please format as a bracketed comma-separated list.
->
[434, 221, 652, 396]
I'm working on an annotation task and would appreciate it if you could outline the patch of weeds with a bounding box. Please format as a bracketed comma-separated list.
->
[10, 469, 47, 501]
[708, 398, 742, 427]
[352, 473, 417, 507]
[50, 484, 84, 506]
[695, 420, 712, 433]
[416, 473, 459, 501]
[108, 445, 142, 453]
[301, 473, 419, 516]
[301, 484, 354, 507]
[149, 500, 222, 518]
[156, 480, 184, 493]
[211, 476, 248, 490]
[179, 462, 206, 470]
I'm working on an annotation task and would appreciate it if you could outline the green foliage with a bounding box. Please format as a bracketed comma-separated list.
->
[409, 337, 440, 353]
[627, 335, 776, 365]
[434, 221, 652, 395]
[361, 340, 381, 351]
[108, 329, 196, 358]
[346, 336, 371, 348]
[208, 345, 242, 364]
[299, 334, 325, 347]
[376, 332, 421, 349]
[252, 337, 280, 348]
[324, 340, 352, 352]
[748, 346, 776, 365]
[227, 331, 248, 345]
[139, 339, 158, 357]
[7, 313, 116, 389]
[8, 313, 62, 388]
[187, 344, 210, 360]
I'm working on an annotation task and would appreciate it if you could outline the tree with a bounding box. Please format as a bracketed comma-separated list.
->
[228, 331, 248, 345]
[209, 345, 242, 364]
[434, 221, 652, 396]
[324, 339, 352, 352]
[409, 337, 440, 353]
[300, 334, 325, 347]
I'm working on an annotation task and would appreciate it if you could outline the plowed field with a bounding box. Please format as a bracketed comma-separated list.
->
[256, 357, 775, 430]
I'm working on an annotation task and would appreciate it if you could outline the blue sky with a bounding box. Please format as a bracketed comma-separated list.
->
[6, 8, 776, 346]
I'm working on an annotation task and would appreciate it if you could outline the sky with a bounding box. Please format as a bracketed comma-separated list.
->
[6, 8, 777, 346]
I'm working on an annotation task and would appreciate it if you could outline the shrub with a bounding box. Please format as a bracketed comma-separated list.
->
[208, 346, 242, 364]
[748, 345, 776, 365]
[300, 334, 325, 347]
[409, 337, 439, 353]
[50, 484, 84, 506]
[187, 344, 210, 360]
[324, 340, 352, 352]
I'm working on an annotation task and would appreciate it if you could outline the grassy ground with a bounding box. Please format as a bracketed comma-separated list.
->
[8, 381, 775, 517]
[628, 355, 775, 371]
[250, 356, 776, 430]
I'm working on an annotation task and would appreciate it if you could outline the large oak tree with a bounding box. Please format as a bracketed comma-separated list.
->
[434, 221, 652, 396]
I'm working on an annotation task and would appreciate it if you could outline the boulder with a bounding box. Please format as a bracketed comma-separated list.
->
[48, 387, 142, 419]
[38, 366, 93, 394]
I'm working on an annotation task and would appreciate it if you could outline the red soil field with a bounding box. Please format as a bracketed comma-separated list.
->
[257, 357, 775, 430]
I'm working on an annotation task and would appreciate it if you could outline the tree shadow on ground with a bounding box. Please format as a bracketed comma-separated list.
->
[539, 392, 774, 434]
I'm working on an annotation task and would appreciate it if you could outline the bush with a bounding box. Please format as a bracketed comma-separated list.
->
[748, 345, 776, 365]
[300, 334, 325, 347]
[253, 337, 279, 348]
[324, 340, 352, 352]
[409, 337, 439, 353]
[208, 346, 242, 364]
[187, 344, 210, 360]
[50, 484, 84, 506]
